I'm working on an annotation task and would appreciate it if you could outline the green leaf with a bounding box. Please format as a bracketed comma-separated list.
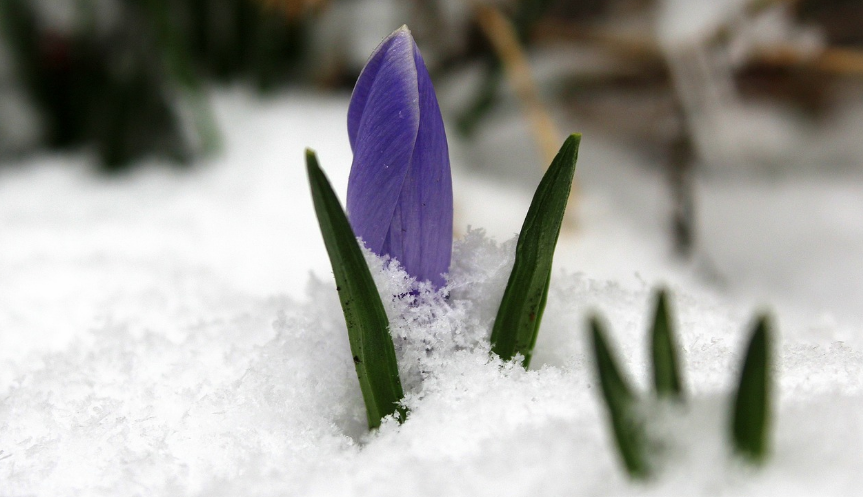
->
[490, 134, 580, 367]
[731, 314, 772, 462]
[589, 316, 651, 479]
[650, 289, 684, 400]
[306, 149, 406, 429]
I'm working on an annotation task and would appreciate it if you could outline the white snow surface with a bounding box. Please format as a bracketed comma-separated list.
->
[2, 90, 863, 495]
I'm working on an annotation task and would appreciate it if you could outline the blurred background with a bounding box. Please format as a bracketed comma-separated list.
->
[2, 0, 863, 342]
[3, 0, 862, 170]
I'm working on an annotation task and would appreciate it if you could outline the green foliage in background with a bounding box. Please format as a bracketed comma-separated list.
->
[0, 0, 308, 170]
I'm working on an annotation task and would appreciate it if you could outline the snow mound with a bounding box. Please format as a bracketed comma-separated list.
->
[2, 228, 863, 496]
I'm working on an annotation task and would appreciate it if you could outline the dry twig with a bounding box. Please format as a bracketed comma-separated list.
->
[474, 4, 562, 167]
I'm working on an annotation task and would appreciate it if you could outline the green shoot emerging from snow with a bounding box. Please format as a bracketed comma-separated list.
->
[731, 315, 772, 463]
[491, 134, 580, 368]
[590, 316, 651, 479]
[306, 149, 406, 429]
[650, 289, 684, 400]
[588, 289, 775, 479]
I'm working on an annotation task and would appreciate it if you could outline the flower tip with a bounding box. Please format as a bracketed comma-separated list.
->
[388, 25, 414, 43]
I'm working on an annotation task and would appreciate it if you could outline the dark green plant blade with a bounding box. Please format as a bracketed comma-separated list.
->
[490, 134, 580, 367]
[306, 149, 406, 429]
[650, 289, 684, 400]
[589, 316, 651, 479]
[731, 314, 772, 462]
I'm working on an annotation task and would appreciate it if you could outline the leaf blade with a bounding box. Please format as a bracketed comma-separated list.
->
[589, 316, 651, 479]
[731, 314, 772, 462]
[650, 289, 684, 400]
[490, 134, 580, 367]
[306, 149, 406, 429]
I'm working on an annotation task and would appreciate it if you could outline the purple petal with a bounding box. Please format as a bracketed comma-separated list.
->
[381, 44, 452, 287]
[347, 29, 404, 151]
[346, 29, 420, 254]
[346, 27, 453, 288]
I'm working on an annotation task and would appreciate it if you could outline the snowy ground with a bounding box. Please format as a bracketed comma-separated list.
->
[2, 89, 863, 495]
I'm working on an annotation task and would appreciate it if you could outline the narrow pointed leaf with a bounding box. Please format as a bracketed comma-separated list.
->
[731, 314, 772, 462]
[650, 289, 684, 400]
[490, 134, 580, 367]
[590, 316, 651, 479]
[306, 149, 406, 429]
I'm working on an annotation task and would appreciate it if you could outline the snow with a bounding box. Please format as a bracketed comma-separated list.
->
[2, 88, 863, 495]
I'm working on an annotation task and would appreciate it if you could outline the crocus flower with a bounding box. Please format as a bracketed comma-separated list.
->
[346, 26, 453, 288]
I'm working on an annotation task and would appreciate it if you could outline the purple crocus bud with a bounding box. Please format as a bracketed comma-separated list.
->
[346, 26, 453, 288]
